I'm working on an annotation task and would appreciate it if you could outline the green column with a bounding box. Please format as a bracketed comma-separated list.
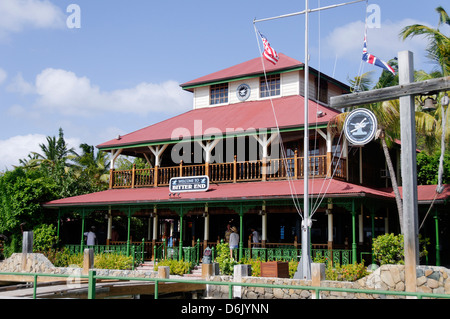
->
[80, 209, 85, 252]
[239, 204, 244, 261]
[57, 209, 61, 244]
[371, 212, 375, 266]
[179, 213, 184, 259]
[434, 209, 441, 266]
[127, 207, 131, 256]
[351, 200, 357, 264]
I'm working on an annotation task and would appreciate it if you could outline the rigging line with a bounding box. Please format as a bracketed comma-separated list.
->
[310, 129, 346, 217]
[253, 24, 304, 218]
[418, 191, 439, 231]
[310, 128, 344, 215]
[310, 126, 345, 214]
[355, 0, 370, 92]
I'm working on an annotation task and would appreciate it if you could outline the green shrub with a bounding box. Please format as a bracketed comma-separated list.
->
[33, 224, 58, 252]
[325, 262, 368, 281]
[372, 233, 404, 265]
[45, 249, 132, 270]
[155, 259, 193, 275]
[288, 260, 298, 278]
[215, 242, 237, 275]
[94, 253, 133, 270]
[239, 257, 261, 277]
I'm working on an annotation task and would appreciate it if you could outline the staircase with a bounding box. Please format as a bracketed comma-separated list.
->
[135, 261, 203, 277]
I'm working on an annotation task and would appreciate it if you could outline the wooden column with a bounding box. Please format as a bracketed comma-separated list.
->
[399, 50, 419, 294]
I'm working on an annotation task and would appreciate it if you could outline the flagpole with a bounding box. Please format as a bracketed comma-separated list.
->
[253, 0, 365, 281]
[300, 0, 312, 280]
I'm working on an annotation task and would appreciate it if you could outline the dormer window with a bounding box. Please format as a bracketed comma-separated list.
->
[260, 74, 280, 98]
[210, 83, 228, 105]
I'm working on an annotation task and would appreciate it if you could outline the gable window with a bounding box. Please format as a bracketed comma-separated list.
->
[260, 74, 280, 98]
[210, 83, 228, 105]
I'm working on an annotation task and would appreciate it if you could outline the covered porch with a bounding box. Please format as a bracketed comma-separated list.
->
[44, 179, 404, 266]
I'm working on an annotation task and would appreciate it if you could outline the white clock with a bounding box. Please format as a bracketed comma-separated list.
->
[344, 108, 378, 146]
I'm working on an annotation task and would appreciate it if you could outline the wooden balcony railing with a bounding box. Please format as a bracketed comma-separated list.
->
[109, 155, 347, 189]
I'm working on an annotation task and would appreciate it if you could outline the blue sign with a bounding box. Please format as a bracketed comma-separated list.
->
[169, 176, 209, 193]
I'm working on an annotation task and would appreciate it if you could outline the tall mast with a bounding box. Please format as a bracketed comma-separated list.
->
[301, 0, 312, 280]
[254, 0, 365, 281]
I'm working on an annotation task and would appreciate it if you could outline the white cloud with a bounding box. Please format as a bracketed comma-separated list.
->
[0, 0, 65, 38]
[31, 68, 192, 116]
[324, 18, 429, 67]
[0, 133, 81, 171]
[7, 72, 35, 94]
[0, 68, 7, 85]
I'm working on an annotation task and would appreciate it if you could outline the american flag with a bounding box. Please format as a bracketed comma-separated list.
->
[362, 35, 395, 75]
[259, 31, 279, 65]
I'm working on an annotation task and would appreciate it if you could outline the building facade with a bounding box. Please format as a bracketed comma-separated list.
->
[43, 53, 449, 266]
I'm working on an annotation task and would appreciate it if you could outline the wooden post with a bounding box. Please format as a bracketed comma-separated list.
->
[399, 50, 419, 294]
[262, 157, 267, 181]
[294, 149, 298, 179]
[233, 155, 237, 183]
[154, 165, 159, 187]
[205, 161, 209, 177]
[83, 248, 94, 276]
[131, 163, 136, 188]
[179, 160, 183, 177]
[109, 169, 114, 189]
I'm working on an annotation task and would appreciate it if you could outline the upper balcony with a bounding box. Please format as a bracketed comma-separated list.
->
[109, 153, 347, 189]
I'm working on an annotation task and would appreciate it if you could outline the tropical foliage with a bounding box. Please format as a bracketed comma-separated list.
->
[0, 128, 110, 257]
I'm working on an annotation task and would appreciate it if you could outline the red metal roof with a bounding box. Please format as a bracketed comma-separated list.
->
[97, 95, 341, 150]
[43, 179, 398, 208]
[180, 53, 304, 90]
[383, 184, 450, 203]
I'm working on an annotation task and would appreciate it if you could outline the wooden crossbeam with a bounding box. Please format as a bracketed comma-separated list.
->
[330, 76, 450, 109]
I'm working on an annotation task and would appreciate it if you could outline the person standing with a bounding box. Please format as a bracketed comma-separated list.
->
[251, 228, 261, 247]
[84, 226, 97, 246]
[225, 223, 232, 243]
[229, 226, 239, 258]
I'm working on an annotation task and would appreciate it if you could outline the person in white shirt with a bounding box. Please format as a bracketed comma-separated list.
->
[251, 228, 261, 247]
[229, 226, 239, 258]
[84, 226, 97, 246]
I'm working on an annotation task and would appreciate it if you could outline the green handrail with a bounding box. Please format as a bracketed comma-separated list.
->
[2, 270, 448, 300]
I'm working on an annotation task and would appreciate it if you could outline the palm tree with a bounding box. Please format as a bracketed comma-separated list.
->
[74, 143, 110, 188]
[401, 6, 450, 193]
[32, 128, 78, 168]
[400, 6, 450, 77]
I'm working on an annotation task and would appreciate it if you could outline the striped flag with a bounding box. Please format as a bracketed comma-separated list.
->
[259, 31, 279, 65]
[362, 34, 395, 75]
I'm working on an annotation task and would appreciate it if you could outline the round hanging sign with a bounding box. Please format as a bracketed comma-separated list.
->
[343, 108, 378, 146]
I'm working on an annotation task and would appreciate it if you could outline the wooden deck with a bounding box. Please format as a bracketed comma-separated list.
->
[0, 276, 206, 299]
[110, 155, 347, 189]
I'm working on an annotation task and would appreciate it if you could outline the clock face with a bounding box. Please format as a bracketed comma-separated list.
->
[236, 83, 251, 101]
[344, 109, 378, 145]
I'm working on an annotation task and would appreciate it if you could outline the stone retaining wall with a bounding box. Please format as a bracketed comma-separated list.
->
[1, 254, 449, 299]
[206, 264, 450, 299]
[0, 253, 158, 279]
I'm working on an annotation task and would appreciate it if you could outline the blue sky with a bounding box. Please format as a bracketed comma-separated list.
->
[0, 0, 448, 170]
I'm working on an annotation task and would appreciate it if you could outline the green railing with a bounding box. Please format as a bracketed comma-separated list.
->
[2, 270, 449, 300]
[240, 247, 352, 266]
[153, 239, 201, 265]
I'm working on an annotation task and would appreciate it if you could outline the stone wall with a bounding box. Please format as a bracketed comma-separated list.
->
[1, 254, 449, 299]
[206, 264, 450, 299]
[0, 253, 158, 280]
